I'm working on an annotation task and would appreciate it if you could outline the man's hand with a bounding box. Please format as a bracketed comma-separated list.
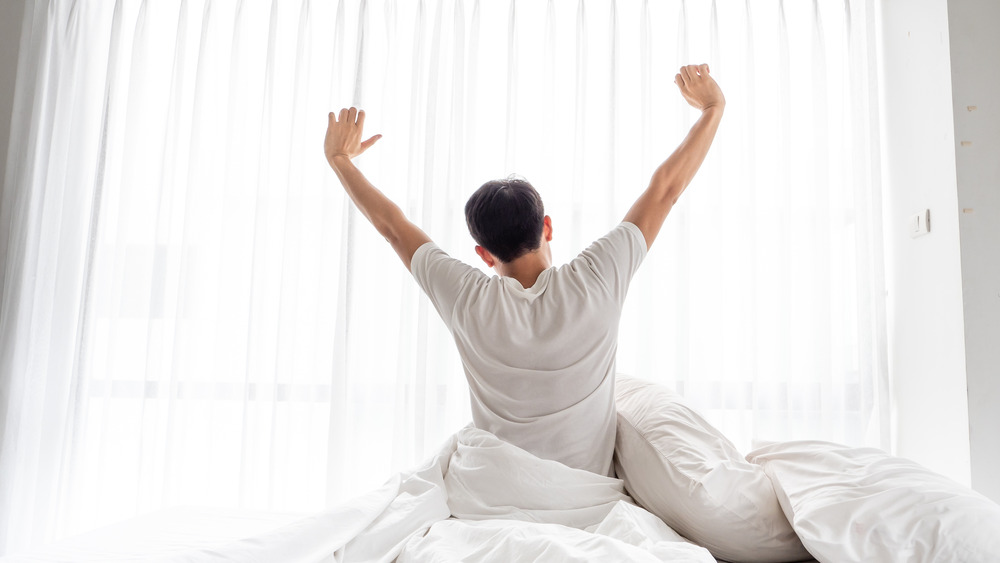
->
[674, 64, 725, 112]
[325, 107, 382, 167]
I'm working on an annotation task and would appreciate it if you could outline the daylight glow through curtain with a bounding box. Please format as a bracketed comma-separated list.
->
[0, 0, 887, 553]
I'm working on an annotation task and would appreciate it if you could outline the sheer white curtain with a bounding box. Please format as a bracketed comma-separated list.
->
[0, 0, 887, 554]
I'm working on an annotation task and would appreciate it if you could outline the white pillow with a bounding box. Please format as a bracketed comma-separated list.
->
[747, 441, 1000, 563]
[614, 376, 810, 563]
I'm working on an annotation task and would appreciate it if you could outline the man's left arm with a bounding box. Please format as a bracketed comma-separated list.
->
[324, 107, 431, 271]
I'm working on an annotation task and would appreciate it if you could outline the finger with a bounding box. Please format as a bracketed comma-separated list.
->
[359, 134, 382, 153]
[680, 65, 693, 83]
[348, 107, 358, 124]
[339, 108, 349, 123]
[357, 109, 366, 129]
[698, 63, 710, 76]
[328, 111, 335, 124]
[675, 73, 683, 87]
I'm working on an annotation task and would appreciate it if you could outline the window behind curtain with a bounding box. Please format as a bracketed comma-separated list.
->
[0, 0, 886, 552]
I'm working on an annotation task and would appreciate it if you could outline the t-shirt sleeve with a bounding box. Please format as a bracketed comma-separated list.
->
[575, 222, 648, 304]
[409, 242, 485, 326]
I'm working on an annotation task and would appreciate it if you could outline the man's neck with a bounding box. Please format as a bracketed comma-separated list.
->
[495, 251, 552, 289]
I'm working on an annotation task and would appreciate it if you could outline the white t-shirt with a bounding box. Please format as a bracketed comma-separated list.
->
[410, 222, 647, 476]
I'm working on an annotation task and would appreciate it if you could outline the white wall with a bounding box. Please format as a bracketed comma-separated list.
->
[948, 0, 1000, 502]
[877, 0, 972, 485]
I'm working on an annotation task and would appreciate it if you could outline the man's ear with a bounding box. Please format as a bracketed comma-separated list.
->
[475, 245, 496, 268]
[543, 215, 553, 242]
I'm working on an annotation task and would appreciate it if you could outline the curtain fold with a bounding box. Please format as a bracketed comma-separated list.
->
[0, 0, 888, 554]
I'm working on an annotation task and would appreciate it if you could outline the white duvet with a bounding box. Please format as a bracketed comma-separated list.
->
[13, 426, 998, 562]
[174, 426, 714, 563]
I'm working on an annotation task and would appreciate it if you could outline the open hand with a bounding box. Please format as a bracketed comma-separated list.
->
[325, 107, 381, 166]
[674, 64, 725, 111]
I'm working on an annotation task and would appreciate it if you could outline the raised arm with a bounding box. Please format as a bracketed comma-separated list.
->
[324, 107, 431, 270]
[623, 64, 725, 250]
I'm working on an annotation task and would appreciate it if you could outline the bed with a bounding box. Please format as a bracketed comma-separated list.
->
[4, 376, 998, 563]
[3, 427, 718, 562]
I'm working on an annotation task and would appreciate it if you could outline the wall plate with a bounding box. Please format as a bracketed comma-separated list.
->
[910, 209, 931, 238]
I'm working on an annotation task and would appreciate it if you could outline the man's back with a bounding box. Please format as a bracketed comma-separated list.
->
[323, 64, 722, 473]
[411, 222, 646, 475]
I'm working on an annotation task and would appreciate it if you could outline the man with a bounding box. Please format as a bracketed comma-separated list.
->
[325, 64, 724, 476]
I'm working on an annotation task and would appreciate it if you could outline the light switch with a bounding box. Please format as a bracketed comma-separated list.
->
[910, 209, 930, 238]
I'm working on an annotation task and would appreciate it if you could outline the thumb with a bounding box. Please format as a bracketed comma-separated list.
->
[359, 134, 382, 152]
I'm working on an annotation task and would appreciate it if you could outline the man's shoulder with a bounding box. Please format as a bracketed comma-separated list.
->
[412, 243, 484, 279]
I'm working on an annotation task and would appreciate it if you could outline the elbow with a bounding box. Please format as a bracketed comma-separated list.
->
[652, 181, 684, 209]
[662, 187, 682, 208]
[375, 222, 399, 245]
[651, 168, 685, 198]
[373, 208, 406, 245]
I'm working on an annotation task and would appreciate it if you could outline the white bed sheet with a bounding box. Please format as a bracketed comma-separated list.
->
[2, 507, 305, 562]
[3, 426, 715, 563]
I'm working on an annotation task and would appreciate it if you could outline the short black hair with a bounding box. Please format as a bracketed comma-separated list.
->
[464, 176, 545, 263]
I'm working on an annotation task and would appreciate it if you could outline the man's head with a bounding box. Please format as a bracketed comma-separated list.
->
[465, 176, 548, 265]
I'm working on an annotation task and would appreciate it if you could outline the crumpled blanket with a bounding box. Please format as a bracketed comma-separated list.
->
[175, 426, 713, 562]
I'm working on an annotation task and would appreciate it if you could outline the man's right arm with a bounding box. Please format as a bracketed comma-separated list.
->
[624, 64, 725, 250]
